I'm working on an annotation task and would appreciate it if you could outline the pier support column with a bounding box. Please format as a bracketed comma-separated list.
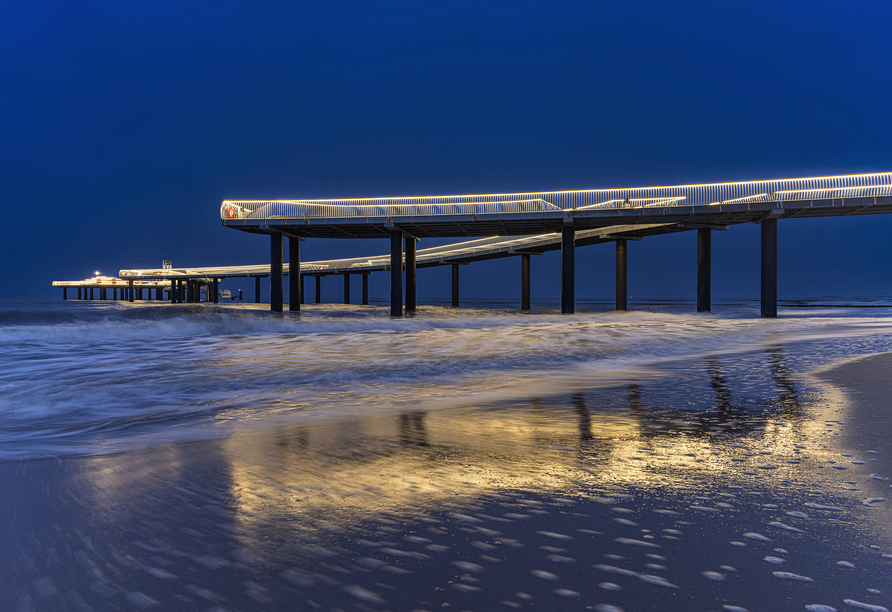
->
[254, 277, 261, 303]
[697, 229, 712, 313]
[128, 280, 134, 303]
[212, 278, 218, 304]
[561, 222, 575, 314]
[362, 274, 369, 305]
[169, 281, 175, 303]
[100, 288, 106, 301]
[451, 264, 459, 307]
[616, 239, 628, 311]
[761, 218, 778, 318]
[271, 232, 283, 313]
[289, 237, 300, 312]
[156, 287, 163, 301]
[521, 254, 531, 311]
[300, 274, 305, 305]
[390, 229, 403, 317]
[405, 237, 416, 312]
[90, 287, 94, 300]
[78, 287, 82, 300]
[63, 287, 67, 300]
[343, 274, 351, 304]
[315, 276, 322, 303]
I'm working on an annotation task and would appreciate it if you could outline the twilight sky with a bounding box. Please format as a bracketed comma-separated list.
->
[3, 0, 891, 301]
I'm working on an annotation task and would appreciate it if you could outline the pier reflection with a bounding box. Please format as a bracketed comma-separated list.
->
[19, 353, 883, 612]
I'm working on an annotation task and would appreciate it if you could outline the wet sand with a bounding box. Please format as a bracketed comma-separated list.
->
[1, 351, 891, 612]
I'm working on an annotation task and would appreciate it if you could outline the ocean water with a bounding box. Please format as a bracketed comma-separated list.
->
[2, 298, 892, 612]
[2, 297, 892, 459]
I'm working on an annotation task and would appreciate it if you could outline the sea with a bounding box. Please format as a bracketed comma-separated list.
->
[1, 297, 891, 612]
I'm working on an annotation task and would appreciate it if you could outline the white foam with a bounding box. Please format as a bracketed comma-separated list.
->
[773, 571, 813, 581]
[843, 601, 889, 612]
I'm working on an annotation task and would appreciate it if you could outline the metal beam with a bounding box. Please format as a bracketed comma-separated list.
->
[761, 218, 778, 318]
[561, 222, 575, 314]
[405, 237, 416, 312]
[391, 229, 402, 317]
[452, 264, 459, 307]
[289, 237, 300, 312]
[616, 239, 627, 311]
[697, 229, 711, 313]
[271, 232, 283, 313]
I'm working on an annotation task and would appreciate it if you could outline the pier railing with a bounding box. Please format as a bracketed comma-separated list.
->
[221, 172, 892, 220]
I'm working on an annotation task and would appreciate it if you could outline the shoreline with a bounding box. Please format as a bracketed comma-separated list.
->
[816, 351, 892, 528]
[2, 345, 892, 610]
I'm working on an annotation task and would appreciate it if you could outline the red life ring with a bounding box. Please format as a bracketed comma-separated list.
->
[226, 204, 237, 219]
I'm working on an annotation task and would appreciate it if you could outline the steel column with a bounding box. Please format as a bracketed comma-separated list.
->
[761, 218, 778, 318]
[315, 276, 321, 303]
[169, 281, 175, 303]
[271, 232, 283, 313]
[300, 274, 305, 305]
[697, 229, 712, 313]
[362, 274, 369, 305]
[78, 287, 82, 300]
[128, 280, 134, 303]
[254, 276, 261, 303]
[100, 288, 106, 301]
[63, 287, 67, 300]
[390, 229, 403, 317]
[343, 274, 351, 304]
[521, 253, 531, 311]
[289, 237, 300, 312]
[451, 264, 459, 307]
[156, 287, 163, 301]
[616, 239, 627, 311]
[90, 287, 94, 300]
[405, 237, 416, 312]
[561, 223, 575, 314]
[212, 278, 218, 304]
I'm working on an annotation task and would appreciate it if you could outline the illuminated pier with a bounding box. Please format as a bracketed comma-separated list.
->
[53, 173, 892, 315]
[218, 172, 892, 316]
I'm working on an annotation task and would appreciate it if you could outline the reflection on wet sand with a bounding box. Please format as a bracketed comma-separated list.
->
[3, 351, 891, 612]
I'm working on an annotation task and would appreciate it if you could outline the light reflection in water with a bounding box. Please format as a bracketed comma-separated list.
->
[3, 348, 890, 612]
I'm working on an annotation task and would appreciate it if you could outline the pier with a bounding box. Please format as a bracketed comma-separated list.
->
[54, 173, 892, 317]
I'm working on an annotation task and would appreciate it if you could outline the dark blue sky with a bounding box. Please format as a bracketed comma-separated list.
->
[3, 0, 891, 300]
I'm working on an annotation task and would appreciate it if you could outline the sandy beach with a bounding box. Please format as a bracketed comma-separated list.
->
[2, 340, 891, 612]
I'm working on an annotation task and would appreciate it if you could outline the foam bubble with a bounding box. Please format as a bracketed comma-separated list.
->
[773, 572, 813, 581]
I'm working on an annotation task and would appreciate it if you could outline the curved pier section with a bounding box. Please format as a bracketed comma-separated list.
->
[217, 173, 892, 316]
[54, 173, 892, 316]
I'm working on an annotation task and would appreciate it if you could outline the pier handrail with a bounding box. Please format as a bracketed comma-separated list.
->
[221, 172, 892, 220]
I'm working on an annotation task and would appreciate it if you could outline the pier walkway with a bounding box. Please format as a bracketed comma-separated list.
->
[54, 172, 892, 317]
[105, 223, 674, 307]
[218, 172, 892, 316]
